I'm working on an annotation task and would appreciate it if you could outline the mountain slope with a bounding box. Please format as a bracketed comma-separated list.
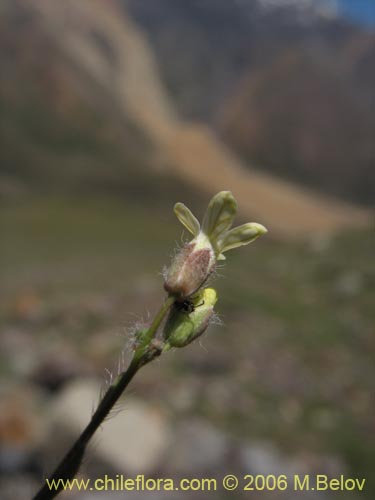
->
[1, 0, 371, 238]
[0, 0, 157, 198]
[218, 46, 375, 204]
[126, 0, 375, 206]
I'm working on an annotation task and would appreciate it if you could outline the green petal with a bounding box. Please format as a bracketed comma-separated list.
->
[174, 202, 200, 237]
[201, 191, 237, 242]
[218, 223, 267, 253]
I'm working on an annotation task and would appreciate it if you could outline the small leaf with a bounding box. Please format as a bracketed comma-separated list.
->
[174, 202, 200, 236]
[218, 223, 267, 253]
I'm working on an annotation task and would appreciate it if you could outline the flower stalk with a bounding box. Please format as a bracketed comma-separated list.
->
[32, 191, 267, 500]
[33, 303, 170, 500]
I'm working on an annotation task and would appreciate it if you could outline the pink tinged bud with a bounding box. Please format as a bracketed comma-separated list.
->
[166, 191, 268, 299]
[164, 240, 215, 299]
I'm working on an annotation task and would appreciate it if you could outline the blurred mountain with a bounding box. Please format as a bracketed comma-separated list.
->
[0, 0, 183, 202]
[0, 0, 371, 237]
[218, 42, 375, 204]
[126, 0, 375, 205]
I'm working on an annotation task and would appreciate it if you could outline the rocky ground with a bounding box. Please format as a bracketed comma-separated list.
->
[0, 196, 374, 500]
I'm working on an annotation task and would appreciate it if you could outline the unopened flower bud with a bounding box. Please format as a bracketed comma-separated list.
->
[163, 288, 218, 349]
[164, 191, 267, 299]
[164, 234, 216, 299]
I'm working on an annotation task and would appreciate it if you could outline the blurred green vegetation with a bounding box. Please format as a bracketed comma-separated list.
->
[0, 196, 173, 292]
[0, 195, 373, 496]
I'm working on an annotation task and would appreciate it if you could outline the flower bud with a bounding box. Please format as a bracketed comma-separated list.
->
[164, 234, 216, 299]
[165, 191, 267, 299]
[163, 288, 218, 349]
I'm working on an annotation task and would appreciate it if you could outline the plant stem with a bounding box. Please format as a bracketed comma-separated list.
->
[134, 295, 175, 361]
[32, 296, 174, 500]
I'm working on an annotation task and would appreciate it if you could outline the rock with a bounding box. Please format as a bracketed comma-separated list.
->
[167, 377, 200, 412]
[45, 378, 171, 475]
[240, 441, 295, 477]
[31, 349, 91, 392]
[0, 474, 40, 500]
[0, 383, 46, 473]
[335, 271, 364, 296]
[166, 418, 229, 474]
[240, 441, 340, 500]
[0, 327, 40, 378]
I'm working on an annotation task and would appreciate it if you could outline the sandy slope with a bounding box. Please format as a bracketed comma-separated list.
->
[27, 0, 372, 238]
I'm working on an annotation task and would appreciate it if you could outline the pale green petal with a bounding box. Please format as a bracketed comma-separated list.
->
[201, 191, 237, 241]
[174, 202, 200, 236]
[218, 223, 267, 253]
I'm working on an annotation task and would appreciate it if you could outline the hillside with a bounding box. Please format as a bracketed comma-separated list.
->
[0, 0, 371, 238]
[126, 0, 375, 205]
[217, 44, 375, 204]
[0, 0, 182, 202]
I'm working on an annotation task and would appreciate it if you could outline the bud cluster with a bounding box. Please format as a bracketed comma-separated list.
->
[161, 191, 267, 348]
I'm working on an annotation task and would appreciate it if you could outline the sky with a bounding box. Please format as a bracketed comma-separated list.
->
[337, 0, 375, 26]
[257, 0, 375, 26]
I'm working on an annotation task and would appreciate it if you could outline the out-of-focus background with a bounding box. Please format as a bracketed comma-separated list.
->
[0, 0, 374, 499]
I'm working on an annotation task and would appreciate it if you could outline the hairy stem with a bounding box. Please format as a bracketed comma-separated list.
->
[133, 295, 175, 361]
[32, 296, 174, 500]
